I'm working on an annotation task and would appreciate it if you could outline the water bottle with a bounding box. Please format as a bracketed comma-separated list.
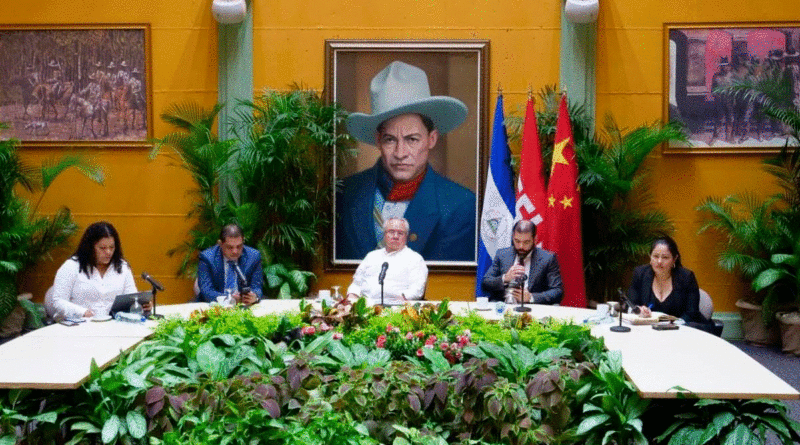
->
[114, 312, 146, 324]
[129, 294, 143, 316]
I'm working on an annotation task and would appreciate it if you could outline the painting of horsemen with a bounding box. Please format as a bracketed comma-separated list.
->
[665, 24, 800, 154]
[0, 25, 151, 144]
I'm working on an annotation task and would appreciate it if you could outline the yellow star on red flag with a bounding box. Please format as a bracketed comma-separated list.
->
[560, 196, 573, 209]
[552, 137, 570, 167]
[548, 195, 556, 207]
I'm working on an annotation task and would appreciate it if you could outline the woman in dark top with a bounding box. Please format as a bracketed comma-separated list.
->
[627, 236, 710, 327]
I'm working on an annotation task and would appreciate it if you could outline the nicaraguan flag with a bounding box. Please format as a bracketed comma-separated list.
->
[476, 94, 516, 297]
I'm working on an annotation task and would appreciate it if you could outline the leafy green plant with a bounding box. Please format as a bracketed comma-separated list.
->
[150, 102, 237, 277]
[229, 87, 355, 298]
[752, 222, 800, 315]
[655, 398, 800, 445]
[0, 123, 104, 327]
[153, 88, 355, 299]
[699, 69, 800, 312]
[570, 351, 650, 445]
[0, 389, 65, 445]
[697, 194, 784, 283]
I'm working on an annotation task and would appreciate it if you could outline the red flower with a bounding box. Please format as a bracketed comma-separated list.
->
[301, 326, 316, 336]
[425, 335, 437, 346]
[333, 332, 343, 340]
[416, 348, 424, 357]
[376, 334, 387, 348]
[319, 322, 332, 332]
[415, 331, 425, 339]
[385, 324, 394, 333]
[405, 332, 414, 341]
[439, 342, 449, 351]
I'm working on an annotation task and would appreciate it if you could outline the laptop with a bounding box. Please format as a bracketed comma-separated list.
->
[109, 290, 153, 316]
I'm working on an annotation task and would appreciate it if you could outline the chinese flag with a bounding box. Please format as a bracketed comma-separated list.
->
[543, 93, 586, 308]
[515, 98, 548, 239]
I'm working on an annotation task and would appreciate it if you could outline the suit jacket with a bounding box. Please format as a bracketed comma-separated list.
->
[481, 246, 563, 304]
[336, 163, 476, 262]
[197, 245, 263, 302]
[627, 264, 706, 324]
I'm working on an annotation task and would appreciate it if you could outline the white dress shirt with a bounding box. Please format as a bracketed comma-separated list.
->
[347, 246, 428, 305]
[48, 258, 137, 319]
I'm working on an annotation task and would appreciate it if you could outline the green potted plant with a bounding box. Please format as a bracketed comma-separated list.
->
[752, 216, 800, 354]
[0, 123, 104, 336]
[153, 86, 354, 299]
[696, 193, 785, 345]
[698, 68, 800, 345]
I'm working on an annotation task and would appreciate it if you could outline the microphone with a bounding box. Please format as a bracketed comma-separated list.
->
[378, 262, 389, 285]
[617, 288, 640, 314]
[514, 273, 528, 288]
[141, 272, 165, 291]
[233, 263, 251, 294]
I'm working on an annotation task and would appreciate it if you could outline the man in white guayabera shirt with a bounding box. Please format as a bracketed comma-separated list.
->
[346, 217, 428, 305]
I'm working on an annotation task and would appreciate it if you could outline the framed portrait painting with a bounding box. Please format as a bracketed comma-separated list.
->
[664, 23, 800, 154]
[325, 39, 489, 270]
[0, 24, 152, 146]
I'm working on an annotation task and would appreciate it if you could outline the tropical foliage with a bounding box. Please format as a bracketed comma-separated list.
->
[698, 71, 800, 315]
[3, 302, 798, 445]
[507, 87, 686, 302]
[152, 87, 355, 298]
[0, 124, 104, 328]
[653, 398, 800, 445]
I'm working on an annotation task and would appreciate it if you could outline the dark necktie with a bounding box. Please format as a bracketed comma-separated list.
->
[225, 260, 238, 291]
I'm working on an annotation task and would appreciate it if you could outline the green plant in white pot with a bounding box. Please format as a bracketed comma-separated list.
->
[752, 220, 800, 355]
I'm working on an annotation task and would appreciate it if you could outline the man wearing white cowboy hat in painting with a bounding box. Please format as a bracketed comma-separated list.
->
[336, 61, 476, 262]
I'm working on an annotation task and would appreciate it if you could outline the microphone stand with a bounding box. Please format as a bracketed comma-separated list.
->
[513, 278, 530, 312]
[148, 286, 163, 320]
[610, 289, 630, 333]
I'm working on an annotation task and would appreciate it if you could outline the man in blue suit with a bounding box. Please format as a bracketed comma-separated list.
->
[481, 220, 563, 304]
[336, 61, 476, 262]
[197, 224, 263, 305]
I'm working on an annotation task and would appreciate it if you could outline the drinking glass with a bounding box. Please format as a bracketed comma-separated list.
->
[332, 285, 341, 301]
[129, 294, 143, 315]
[224, 288, 235, 306]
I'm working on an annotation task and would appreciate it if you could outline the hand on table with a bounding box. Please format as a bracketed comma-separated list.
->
[235, 292, 259, 306]
[509, 288, 533, 304]
[83, 309, 95, 318]
[638, 306, 652, 318]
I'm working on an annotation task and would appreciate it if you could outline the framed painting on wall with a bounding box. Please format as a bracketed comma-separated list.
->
[0, 24, 152, 146]
[664, 23, 800, 154]
[325, 39, 490, 270]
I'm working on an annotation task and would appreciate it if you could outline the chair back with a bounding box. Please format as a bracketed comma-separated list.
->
[698, 288, 714, 320]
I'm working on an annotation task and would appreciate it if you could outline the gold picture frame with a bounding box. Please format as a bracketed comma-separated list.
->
[325, 39, 490, 270]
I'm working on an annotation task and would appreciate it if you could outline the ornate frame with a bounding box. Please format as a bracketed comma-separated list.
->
[325, 39, 490, 270]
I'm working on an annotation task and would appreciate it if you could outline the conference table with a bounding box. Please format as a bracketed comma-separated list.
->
[0, 300, 798, 400]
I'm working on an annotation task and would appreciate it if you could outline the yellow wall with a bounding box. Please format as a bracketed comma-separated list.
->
[6, 0, 793, 310]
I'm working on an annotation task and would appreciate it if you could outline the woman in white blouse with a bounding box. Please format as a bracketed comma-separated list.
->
[46, 221, 143, 319]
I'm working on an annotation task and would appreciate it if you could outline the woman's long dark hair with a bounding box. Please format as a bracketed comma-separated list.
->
[72, 221, 125, 277]
[651, 235, 683, 269]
